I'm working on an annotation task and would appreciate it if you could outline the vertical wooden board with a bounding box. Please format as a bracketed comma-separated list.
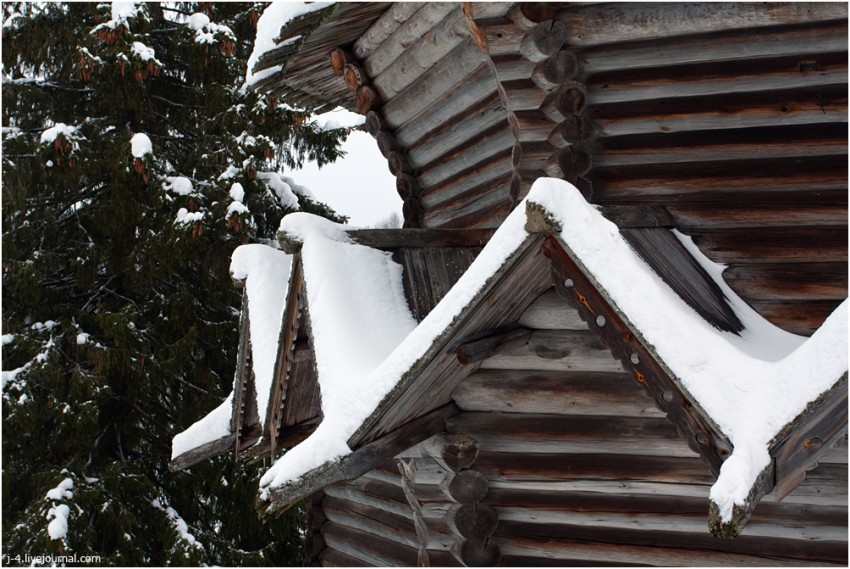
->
[280, 357, 321, 426]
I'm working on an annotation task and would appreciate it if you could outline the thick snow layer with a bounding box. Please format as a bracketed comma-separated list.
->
[260, 208, 530, 492]
[258, 178, 847, 522]
[229, 182, 245, 203]
[186, 12, 210, 30]
[245, 2, 333, 87]
[257, 172, 300, 210]
[229, 244, 294, 428]
[163, 176, 193, 196]
[525, 178, 848, 523]
[151, 499, 201, 549]
[226, 201, 249, 218]
[174, 208, 203, 225]
[130, 133, 152, 158]
[40, 123, 77, 145]
[46, 477, 74, 501]
[131, 41, 157, 63]
[47, 505, 70, 540]
[170, 393, 233, 460]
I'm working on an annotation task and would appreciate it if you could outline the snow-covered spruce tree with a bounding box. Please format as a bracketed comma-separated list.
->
[2, 2, 347, 565]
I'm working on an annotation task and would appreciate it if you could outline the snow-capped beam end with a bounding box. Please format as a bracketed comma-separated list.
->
[708, 462, 775, 539]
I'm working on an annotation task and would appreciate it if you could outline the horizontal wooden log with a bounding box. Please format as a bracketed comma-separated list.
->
[601, 205, 674, 228]
[387, 150, 412, 176]
[372, 8, 472, 100]
[360, 3, 455, 78]
[594, 136, 847, 168]
[352, 1, 424, 60]
[420, 433, 480, 473]
[553, 145, 592, 177]
[424, 184, 514, 229]
[395, 173, 420, 201]
[418, 123, 515, 190]
[452, 538, 501, 567]
[479, 329, 625, 373]
[548, 114, 594, 146]
[419, 152, 513, 209]
[592, 95, 848, 138]
[691, 227, 848, 263]
[557, 2, 849, 47]
[580, 17, 848, 74]
[517, 288, 589, 330]
[520, 19, 567, 62]
[319, 546, 369, 567]
[481, 22, 526, 57]
[475, 451, 716, 484]
[321, 521, 420, 566]
[453, 369, 666, 418]
[587, 57, 848, 105]
[765, 463, 848, 506]
[722, 263, 847, 301]
[448, 412, 698, 457]
[532, 50, 579, 90]
[355, 85, 381, 114]
[406, 93, 505, 170]
[391, 64, 494, 144]
[375, 131, 400, 158]
[512, 110, 559, 142]
[669, 203, 848, 230]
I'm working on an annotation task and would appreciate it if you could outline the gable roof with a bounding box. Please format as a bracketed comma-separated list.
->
[174, 178, 846, 538]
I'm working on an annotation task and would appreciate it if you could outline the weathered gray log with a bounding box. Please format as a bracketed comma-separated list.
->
[479, 329, 625, 373]
[417, 125, 515, 190]
[406, 94, 505, 169]
[355, 85, 381, 114]
[452, 369, 667, 418]
[520, 19, 567, 62]
[532, 50, 579, 90]
[446, 503, 499, 539]
[419, 156, 512, 209]
[382, 43, 490, 131]
[386, 150, 412, 176]
[364, 110, 385, 137]
[518, 288, 589, 330]
[402, 197, 423, 221]
[321, 521, 418, 567]
[511, 110, 559, 142]
[360, 3, 456, 78]
[420, 433, 480, 473]
[540, 82, 587, 122]
[422, 181, 514, 229]
[371, 8, 472, 100]
[556, 2, 848, 48]
[353, 2, 424, 61]
[342, 63, 366, 92]
[520, 2, 561, 24]
[169, 433, 236, 471]
[328, 47, 353, 77]
[513, 141, 557, 172]
[440, 469, 489, 504]
[502, 79, 550, 112]
[375, 131, 400, 158]
[588, 63, 848, 105]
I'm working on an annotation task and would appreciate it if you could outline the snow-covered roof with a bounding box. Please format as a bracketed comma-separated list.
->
[171, 178, 846, 537]
[252, 179, 845, 521]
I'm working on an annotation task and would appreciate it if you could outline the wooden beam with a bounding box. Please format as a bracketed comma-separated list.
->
[169, 433, 236, 471]
[517, 288, 589, 330]
[600, 205, 674, 228]
[519, 19, 567, 62]
[352, 2, 424, 61]
[420, 433, 480, 473]
[258, 403, 457, 516]
[708, 462, 775, 538]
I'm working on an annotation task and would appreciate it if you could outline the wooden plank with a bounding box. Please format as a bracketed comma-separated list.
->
[349, 228, 495, 249]
[456, 326, 532, 365]
[747, 299, 845, 336]
[319, 547, 370, 567]
[321, 521, 419, 566]
[452, 369, 666, 418]
[169, 433, 236, 471]
[722, 263, 848, 301]
[690, 227, 848, 263]
[447, 412, 699, 457]
[353, 2, 424, 61]
[479, 329, 626, 373]
[419, 155, 513, 209]
[579, 18, 849, 73]
[424, 186, 514, 229]
[557, 2, 849, 47]
[518, 288, 589, 330]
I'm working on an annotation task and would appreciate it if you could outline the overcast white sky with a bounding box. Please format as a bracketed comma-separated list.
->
[292, 130, 401, 228]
